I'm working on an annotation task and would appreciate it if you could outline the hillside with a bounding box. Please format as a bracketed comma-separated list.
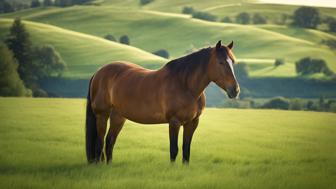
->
[0, 18, 166, 79]
[0, 97, 335, 188]
[1, 5, 335, 78]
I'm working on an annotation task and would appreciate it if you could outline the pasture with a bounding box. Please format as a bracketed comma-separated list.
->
[0, 97, 335, 189]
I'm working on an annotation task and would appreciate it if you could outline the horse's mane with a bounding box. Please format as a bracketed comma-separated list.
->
[164, 47, 211, 85]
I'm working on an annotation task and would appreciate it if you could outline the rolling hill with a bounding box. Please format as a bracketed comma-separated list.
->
[0, 18, 166, 79]
[1, 5, 335, 78]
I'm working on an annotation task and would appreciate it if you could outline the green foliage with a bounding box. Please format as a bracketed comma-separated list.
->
[0, 43, 30, 96]
[32, 45, 66, 79]
[0, 0, 14, 13]
[182, 6, 194, 14]
[274, 58, 285, 67]
[252, 13, 267, 24]
[119, 35, 130, 45]
[328, 18, 336, 32]
[295, 57, 334, 76]
[139, 0, 154, 6]
[236, 12, 250, 24]
[321, 39, 336, 49]
[221, 16, 232, 23]
[31, 0, 41, 8]
[152, 49, 169, 59]
[192, 11, 217, 22]
[292, 7, 320, 29]
[43, 0, 53, 7]
[262, 97, 290, 110]
[104, 34, 116, 41]
[5, 18, 35, 87]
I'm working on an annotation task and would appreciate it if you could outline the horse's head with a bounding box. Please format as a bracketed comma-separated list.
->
[208, 40, 240, 99]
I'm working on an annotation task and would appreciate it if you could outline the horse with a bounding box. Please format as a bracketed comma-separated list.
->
[85, 40, 240, 164]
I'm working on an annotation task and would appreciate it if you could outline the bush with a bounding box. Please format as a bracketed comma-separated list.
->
[139, 0, 154, 6]
[262, 97, 290, 110]
[253, 13, 267, 24]
[289, 98, 305, 110]
[104, 34, 116, 42]
[295, 57, 334, 76]
[153, 49, 169, 59]
[192, 11, 217, 22]
[274, 59, 285, 67]
[292, 7, 320, 29]
[31, 0, 41, 8]
[236, 12, 250, 24]
[0, 0, 15, 13]
[221, 16, 232, 23]
[43, 0, 53, 7]
[182, 6, 194, 14]
[119, 35, 130, 45]
[328, 18, 336, 32]
[321, 39, 336, 49]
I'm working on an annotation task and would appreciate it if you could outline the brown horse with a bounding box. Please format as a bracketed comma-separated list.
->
[86, 40, 240, 164]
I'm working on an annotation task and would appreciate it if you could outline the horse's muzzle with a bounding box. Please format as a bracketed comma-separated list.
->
[227, 85, 240, 99]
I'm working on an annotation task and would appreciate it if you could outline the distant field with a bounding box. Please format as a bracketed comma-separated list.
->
[1, 5, 335, 77]
[0, 98, 335, 189]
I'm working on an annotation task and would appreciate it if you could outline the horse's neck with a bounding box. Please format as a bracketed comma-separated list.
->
[186, 66, 211, 98]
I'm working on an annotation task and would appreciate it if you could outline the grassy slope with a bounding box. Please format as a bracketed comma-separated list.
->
[0, 97, 335, 188]
[1, 6, 335, 77]
[0, 19, 166, 79]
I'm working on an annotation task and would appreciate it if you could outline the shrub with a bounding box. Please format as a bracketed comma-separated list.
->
[295, 57, 334, 76]
[221, 16, 232, 23]
[328, 18, 336, 32]
[262, 97, 290, 110]
[192, 11, 217, 22]
[153, 49, 169, 59]
[321, 39, 336, 49]
[119, 35, 130, 45]
[104, 34, 116, 42]
[236, 12, 250, 24]
[139, 0, 154, 6]
[31, 0, 41, 8]
[292, 7, 320, 29]
[253, 13, 267, 24]
[274, 59, 285, 67]
[182, 6, 194, 14]
[289, 98, 305, 110]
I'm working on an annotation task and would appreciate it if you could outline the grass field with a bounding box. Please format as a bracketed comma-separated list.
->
[0, 97, 335, 189]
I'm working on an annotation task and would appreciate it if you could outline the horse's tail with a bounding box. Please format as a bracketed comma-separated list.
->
[85, 76, 97, 163]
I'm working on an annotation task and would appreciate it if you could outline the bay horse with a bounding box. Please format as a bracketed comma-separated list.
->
[86, 40, 240, 164]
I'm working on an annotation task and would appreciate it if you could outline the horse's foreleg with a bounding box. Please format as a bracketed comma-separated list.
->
[182, 118, 199, 164]
[169, 119, 181, 162]
[106, 111, 125, 164]
[95, 114, 108, 163]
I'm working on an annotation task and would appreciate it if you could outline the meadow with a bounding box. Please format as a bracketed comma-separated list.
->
[0, 97, 335, 189]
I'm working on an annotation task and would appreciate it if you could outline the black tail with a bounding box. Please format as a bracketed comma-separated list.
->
[86, 76, 97, 163]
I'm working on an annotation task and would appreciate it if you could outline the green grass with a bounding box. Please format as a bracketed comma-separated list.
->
[2, 4, 335, 78]
[0, 97, 335, 188]
[0, 19, 166, 79]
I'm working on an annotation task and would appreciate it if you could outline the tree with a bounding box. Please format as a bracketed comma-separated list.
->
[221, 16, 232, 23]
[236, 12, 250, 24]
[274, 59, 284, 67]
[43, 0, 53, 6]
[295, 57, 333, 76]
[262, 97, 290, 110]
[0, 0, 14, 13]
[104, 34, 116, 42]
[328, 18, 336, 32]
[119, 35, 130, 45]
[0, 43, 30, 96]
[139, 0, 154, 6]
[182, 6, 194, 14]
[252, 13, 267, 24]
[54, 0, 72, 7]
[31, 0, 41, 8]
[292, 7, 320, 29]
[32, 45, 66, 79]
[192, 11, 217, 21]
[5, 18, 35, 87]
[153, 49, 169, 58]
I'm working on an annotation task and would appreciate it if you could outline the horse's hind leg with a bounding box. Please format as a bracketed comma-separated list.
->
[95, 114, 109, 163]
[106, 110, 125, 164]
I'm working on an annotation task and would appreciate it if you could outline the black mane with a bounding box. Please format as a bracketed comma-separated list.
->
[165, 47, 211, 76]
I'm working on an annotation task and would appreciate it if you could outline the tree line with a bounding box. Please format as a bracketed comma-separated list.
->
[0, 18, 66, 97]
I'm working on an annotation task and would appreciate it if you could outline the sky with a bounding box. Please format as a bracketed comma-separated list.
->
[257, 0, 336, 8]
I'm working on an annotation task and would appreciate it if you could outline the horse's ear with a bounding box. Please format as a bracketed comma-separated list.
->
[216, 40, 221, 50]
[227, 41, 234, 49]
